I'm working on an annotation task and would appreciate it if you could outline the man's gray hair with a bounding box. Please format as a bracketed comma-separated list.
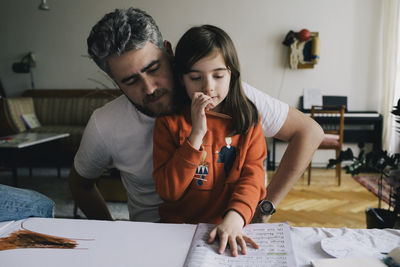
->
[87, 8, 164, 74]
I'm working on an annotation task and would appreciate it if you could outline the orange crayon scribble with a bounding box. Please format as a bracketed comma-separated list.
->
[0, 224, 78, 251]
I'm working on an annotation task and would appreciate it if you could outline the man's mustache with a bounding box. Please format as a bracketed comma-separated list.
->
[144, 89, 168, 104]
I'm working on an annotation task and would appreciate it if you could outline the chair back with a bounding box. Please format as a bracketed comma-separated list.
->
[310, 105, 345, 148]
[308, 105, 345, 185]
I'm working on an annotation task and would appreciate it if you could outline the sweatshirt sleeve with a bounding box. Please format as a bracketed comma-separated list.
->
[225, 120, 267, 225]
[153, 117, 203, 201]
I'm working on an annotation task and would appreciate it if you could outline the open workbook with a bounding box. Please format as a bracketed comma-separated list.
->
[0, 218, 296, 267]
[184, 222, 296, 266]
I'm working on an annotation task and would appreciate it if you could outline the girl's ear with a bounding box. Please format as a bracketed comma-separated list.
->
[163, 40, 173, 57]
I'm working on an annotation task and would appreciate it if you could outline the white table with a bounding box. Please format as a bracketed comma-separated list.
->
[0, 133, 69, 149]
[0, 218, 399, 267]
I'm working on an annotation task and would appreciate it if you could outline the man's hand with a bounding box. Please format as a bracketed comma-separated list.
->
[188, 92, 214, 149]
[208, 210, 259, 257]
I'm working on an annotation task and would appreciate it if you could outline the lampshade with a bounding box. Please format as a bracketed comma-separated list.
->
[12, 52, 36, 89]
[38, 0, 50, 11]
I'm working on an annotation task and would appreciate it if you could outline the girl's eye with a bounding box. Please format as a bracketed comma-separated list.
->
[189, 76, 201, 81]
[214, 71, 226, 79]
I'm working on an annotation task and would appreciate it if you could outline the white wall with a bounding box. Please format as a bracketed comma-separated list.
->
[0, 0, 384, 164]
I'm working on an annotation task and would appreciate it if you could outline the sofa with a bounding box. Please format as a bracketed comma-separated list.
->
[1, 89, 127, 202]
[2, 89, 122, 164]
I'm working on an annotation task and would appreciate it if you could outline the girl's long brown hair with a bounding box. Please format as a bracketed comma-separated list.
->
[174, 24, 259, 135]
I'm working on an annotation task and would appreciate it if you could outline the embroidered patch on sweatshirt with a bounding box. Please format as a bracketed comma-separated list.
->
[217, 137, 237, 177]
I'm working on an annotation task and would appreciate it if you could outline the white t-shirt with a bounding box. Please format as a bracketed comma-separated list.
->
[74, 82, 288, 222]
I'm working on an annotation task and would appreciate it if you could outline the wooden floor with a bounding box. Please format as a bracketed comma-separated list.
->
[268, 168, 387, 228]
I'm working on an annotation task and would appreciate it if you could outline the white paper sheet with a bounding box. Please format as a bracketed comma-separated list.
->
[320, 230, 400, 259]
[290, 227, 400, 267]
[0, 218, 196, 267]
[303, 88, 322, 110]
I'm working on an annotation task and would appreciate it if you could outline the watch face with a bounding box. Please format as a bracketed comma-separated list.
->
[260, 200, 275, 215]
[261, 201, 273, 212]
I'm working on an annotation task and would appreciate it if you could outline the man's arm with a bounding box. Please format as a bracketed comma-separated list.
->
[253, 107, 324, 223]
[68, 164, 113, 220]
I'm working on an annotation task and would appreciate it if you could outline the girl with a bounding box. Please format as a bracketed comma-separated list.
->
[153, 25, 266, 257]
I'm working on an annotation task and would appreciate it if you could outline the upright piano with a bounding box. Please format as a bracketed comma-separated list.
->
[269, 96, 383, 170]
[303, 110, 382, 149]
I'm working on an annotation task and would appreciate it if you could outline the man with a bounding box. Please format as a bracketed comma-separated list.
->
[69, 8, 323, 222]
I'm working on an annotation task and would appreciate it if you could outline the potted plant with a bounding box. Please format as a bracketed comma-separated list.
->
[328, 99, 400, 229]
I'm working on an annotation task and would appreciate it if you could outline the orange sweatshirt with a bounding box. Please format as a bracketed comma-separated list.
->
[153, 108, 267, 225]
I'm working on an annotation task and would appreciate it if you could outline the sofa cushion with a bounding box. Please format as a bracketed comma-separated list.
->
[4, 97, 36, 133]
[33, 97, 111, 125]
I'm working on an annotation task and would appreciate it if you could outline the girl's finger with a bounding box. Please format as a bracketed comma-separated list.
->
[236, 236, 247, 255]
[243, 235, 259, 249]
[200, 98, 212, 110]
[192, 94, 211, 110]
[208, 227, 217, 243]
[229, 236, 238, 257]
[218, 232, 228, 255]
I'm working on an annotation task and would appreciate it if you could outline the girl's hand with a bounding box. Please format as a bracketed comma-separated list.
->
[188, 92, 214, 149]
[207, 210, 259, 257]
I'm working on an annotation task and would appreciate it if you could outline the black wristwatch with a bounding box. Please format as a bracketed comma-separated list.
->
[258, 200, 276, 215]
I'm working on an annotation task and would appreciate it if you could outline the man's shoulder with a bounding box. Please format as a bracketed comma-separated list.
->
[242, 81, 270, 99]
[93, 95, 129, 117]
[241, 81, 289, 137]
[241, 81, 259, 92]
[89, 95, 145, 136]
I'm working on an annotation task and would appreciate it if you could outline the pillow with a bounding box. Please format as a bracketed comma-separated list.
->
[5, 97, 35, 132]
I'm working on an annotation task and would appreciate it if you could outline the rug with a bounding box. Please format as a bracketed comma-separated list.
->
[352, 175, 391, 204]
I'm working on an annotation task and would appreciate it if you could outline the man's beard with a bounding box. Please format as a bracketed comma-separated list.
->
[124, 88, 177, 118]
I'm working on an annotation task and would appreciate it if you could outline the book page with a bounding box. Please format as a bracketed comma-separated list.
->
[21, 113, 41, 129]
[184, 223, 296, 267]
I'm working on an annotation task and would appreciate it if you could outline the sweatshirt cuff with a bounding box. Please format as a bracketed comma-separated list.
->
[177, 138, 203, 166]
[226, 201, 253, 226]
